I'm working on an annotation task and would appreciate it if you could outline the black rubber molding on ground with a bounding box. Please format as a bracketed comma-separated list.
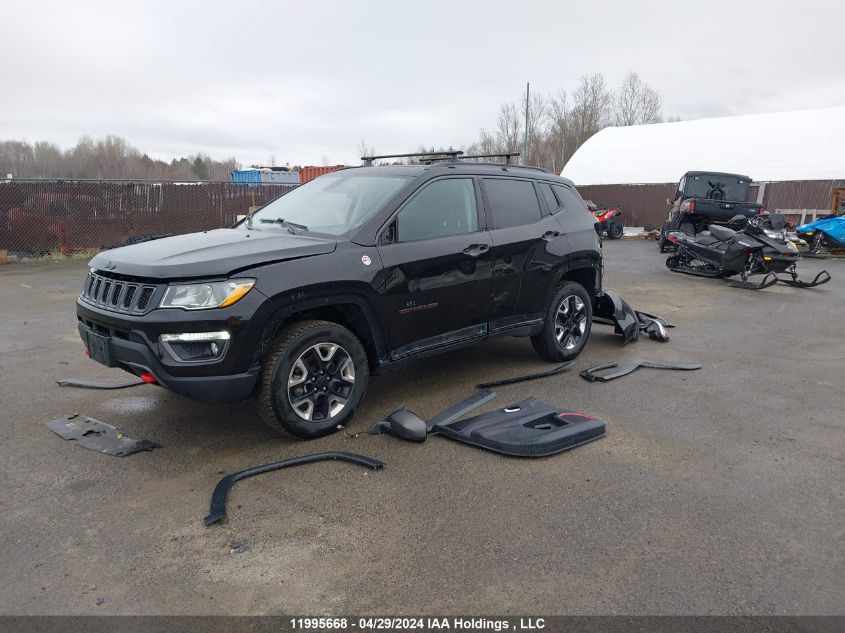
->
[203, 451, 385, 526]
[56, 377, 145, 389]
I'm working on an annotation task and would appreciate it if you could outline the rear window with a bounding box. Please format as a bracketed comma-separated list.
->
[684, 175, 748, 202]
[482, 179, 542, 229]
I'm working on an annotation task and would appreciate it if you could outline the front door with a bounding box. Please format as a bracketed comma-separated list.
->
[376, 177, 493, 359]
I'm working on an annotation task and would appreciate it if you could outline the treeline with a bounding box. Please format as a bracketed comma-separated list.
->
[376, 72, 677, 173]
[0, 135, 241, 181]
[468, 72, 676, 172]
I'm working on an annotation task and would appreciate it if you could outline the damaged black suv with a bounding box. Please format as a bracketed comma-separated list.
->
[76, 154, 602, 438]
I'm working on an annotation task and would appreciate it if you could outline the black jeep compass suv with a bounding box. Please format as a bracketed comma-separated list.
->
[76, 155, 602, 438]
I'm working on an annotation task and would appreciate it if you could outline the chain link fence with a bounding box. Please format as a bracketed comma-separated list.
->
[0, 179, 297, 256]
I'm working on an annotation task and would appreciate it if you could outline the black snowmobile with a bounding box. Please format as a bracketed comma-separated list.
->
[664, 213, 831, 289]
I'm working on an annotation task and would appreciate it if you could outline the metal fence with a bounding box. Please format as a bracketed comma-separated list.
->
[0, 179, 297, 255]
[577, 179, 845, 228]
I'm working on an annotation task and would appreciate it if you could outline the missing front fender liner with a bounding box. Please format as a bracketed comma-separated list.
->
[203, 452, 384, 526]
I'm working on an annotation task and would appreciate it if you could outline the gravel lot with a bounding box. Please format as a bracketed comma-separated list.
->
[1, 240, 842, 615]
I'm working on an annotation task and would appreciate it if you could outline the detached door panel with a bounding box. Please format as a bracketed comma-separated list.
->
[376, 178, 492, 357]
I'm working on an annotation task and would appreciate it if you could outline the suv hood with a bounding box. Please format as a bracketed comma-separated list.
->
[89, 228, 337, 279]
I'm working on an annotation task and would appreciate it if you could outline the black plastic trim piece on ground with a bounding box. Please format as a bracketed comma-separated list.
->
[476, 361, 575, 389]
[580, 359, 702, 382]
[203, 452, 385, 526]
[431, 397, 606, 457]
[48, 414, 161, 456]
[424, 390, 497, 431]
[56, 377, 145, 389]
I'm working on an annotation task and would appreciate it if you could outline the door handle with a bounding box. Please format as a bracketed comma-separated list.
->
[542, 230, 561, 240]
[462, 243, 490, 258]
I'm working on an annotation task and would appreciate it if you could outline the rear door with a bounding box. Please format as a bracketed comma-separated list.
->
[481, 177, 570, 328]
[376, 177, 493, 359]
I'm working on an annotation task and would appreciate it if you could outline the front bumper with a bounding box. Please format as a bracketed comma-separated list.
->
[76, 292, 271, 404]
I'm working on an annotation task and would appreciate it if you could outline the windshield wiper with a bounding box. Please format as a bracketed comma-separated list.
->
[258, 218, 308, 233]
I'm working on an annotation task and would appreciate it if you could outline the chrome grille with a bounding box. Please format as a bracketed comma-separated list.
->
[80, 271, 162, 314]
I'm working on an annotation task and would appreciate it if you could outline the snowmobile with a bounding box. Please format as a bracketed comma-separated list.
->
[796, 216, 845, 254]
[796, 187, 845, 254]
[664, 213, 831, 289]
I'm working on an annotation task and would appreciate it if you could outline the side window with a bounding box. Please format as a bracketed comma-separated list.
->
[482, 178, 542, 229]
[552, 184, 588, 214]
[677, 176, 686, 199]
[395, 178, 478, 242]
[538, 183, 559, 213]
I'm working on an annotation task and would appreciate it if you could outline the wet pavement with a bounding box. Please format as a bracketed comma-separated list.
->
[0, 240, 843, 614]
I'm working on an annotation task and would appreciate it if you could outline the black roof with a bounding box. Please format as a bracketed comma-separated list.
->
[338, 163, 576, 187]
[683, 170, 752, 181]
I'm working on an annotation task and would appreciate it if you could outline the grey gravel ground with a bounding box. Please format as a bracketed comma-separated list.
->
[0, 240, 842, 615]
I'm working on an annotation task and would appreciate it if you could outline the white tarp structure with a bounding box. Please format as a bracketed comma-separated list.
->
[561, 106, 845, 186]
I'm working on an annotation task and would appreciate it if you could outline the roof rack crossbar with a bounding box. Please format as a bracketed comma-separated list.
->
[460, 152, 521, 165]
[361, 151, 462, 166]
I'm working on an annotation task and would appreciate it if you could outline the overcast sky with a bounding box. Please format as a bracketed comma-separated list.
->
[2, 0, 842, 166]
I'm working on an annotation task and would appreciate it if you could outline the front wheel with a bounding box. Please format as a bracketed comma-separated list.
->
[257, 319, 369, 439]
[531, 282, 592, 362]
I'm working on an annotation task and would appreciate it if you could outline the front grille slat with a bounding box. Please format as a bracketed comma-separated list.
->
[80, 271, 160, 315]
[123, 285, 137, 309]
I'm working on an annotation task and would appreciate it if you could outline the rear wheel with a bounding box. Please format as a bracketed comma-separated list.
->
[258, 319, 368, 439]
[606, 222, 624, 239]
[531, 282, 592, 362]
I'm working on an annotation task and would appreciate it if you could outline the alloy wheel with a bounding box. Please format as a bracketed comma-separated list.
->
[286, 342, 356, 422]
[555, 295, 587, 350]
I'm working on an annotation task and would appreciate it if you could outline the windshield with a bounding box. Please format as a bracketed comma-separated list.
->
[685, 174, 749, 202]
[250, 172, 411, 235]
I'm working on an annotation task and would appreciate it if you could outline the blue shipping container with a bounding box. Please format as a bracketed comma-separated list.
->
[231, 169, 262, 184]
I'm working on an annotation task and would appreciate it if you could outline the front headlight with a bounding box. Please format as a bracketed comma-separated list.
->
[763, 228, 785, 240]
[160, 278, 255, 310]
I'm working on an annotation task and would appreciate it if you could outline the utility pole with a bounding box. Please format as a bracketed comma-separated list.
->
[522, 82, 530, 165]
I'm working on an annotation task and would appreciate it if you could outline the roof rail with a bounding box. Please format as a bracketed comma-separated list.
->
[361, 151, 462, 166]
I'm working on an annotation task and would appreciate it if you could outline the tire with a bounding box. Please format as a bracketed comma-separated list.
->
[531, 282, 593, 362]
[607, 222, 624, 239]
[666, 255, 679, 269]
[257, 319, 369, 439]
[679, 222, 695, 236]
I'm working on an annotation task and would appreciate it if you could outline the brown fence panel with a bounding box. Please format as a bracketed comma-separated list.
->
[0, 180, 296, 254]
[576, 183, 675, 228]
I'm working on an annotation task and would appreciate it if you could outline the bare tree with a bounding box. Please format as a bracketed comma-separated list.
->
[569, 73, 613, 148]
[356, 139, 375, 162]
[613, 72, 663, 126]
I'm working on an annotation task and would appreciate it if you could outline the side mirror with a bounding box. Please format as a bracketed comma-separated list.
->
[728, 214, 747, 225]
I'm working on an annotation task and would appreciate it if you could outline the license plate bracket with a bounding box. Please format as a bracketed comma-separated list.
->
[87, 331, 115, 367]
